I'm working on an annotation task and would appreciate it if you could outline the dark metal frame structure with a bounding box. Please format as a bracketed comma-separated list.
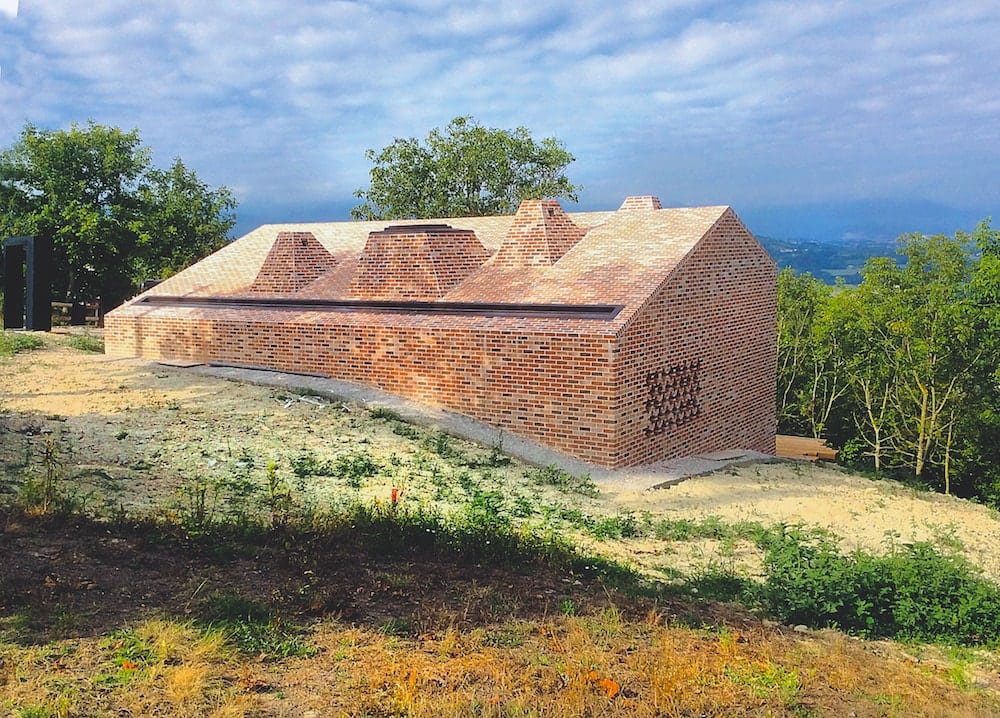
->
[2, 235, 52, 331]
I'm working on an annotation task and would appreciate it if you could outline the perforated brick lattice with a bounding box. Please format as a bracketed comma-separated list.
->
[644, 359, 702, 436]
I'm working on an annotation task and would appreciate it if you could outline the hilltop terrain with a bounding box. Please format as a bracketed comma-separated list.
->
[2, 336, 999, 716]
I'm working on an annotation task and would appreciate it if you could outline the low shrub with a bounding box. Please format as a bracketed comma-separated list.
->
[369, 406, 402, 421]
[290, 450, 334, 479]
[589, 513, 641, 540]
[530, 465, 599, 498]
[333, 450, 382, 487]
[390, 422, 422, 440]
[63, 333, 104, 353]
[754, 526, 1000, 645]
[196, 592, 316, 658]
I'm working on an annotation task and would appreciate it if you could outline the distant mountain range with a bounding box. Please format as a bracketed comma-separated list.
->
[739, 199, 988, 244]
[744, 199, 991, 284]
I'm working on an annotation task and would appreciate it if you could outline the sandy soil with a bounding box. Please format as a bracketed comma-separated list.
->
[3, 336, 999, 583]
[606, 462, 1000, 578]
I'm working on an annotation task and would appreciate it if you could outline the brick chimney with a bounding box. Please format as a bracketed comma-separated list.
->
[493, 199, 587, 268]
[350, 224, 490, 300]
[618, 196, 663, 211]
[250, 231, 337, 294]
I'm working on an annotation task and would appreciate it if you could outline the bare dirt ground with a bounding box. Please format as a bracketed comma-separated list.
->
[606, 463, 1000, 582]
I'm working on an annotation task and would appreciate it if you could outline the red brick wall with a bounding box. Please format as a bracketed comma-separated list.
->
[105, 203, 777, 470]
[106, 309, 621, 466]
[614, 209, 777, 464]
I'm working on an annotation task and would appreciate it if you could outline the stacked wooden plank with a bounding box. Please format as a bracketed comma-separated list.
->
[775, 435, 839, 461]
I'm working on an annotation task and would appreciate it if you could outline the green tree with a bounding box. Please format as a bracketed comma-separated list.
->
[956, 219, 1000, 501]
[132, 158, 237, 281]
[885, 232, 979, 485]
[775, 269, 849, 438]
[0, 122, 147, 310]
[776, 220, 1000, 503]
[352, 116, 580, 220]
[0, 121, 236, 315]
[834, 232, 984, 488]
[833, 260, 902, 473]
[776, 268, 821, 432]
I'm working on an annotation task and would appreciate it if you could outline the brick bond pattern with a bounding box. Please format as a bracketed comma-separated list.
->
[249, 231, 337, 294]
[493, 200, 588, 268]
[618, 195, 663, 211]
[615, 211, 777, 464]
[106, 198, 777, 468]
[350, 225, 490, 300]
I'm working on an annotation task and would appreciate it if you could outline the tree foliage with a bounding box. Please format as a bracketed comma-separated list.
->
[775, 269, 849, 439]
[352, 116, 580, 220]
[0, 121, 236, 312]
[133, 158, 239, 280]
[777, 220, 1000, 504]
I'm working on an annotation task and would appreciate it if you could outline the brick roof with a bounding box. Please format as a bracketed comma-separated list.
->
[618, 195, 663, 211]
[351, 225, 490, 300]
[492, 199, 588, 268]
[137, 197, 745, 329]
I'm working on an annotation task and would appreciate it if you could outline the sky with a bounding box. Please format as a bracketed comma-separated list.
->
[1, 0, 998, 241]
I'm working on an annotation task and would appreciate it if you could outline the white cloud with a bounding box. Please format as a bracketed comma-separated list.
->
[0, 0, 998, 219]
[0, 0, 17, 18]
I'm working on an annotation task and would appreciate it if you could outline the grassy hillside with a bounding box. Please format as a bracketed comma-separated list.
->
[2, 336, 999, 716]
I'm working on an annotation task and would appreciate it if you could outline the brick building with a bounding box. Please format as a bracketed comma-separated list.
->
[105, 196, 777, 468]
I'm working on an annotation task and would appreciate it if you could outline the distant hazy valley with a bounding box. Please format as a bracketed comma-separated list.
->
[756, 235, 899, 284]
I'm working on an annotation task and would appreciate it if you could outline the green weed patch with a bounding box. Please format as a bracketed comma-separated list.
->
[0, 331, 44, 357]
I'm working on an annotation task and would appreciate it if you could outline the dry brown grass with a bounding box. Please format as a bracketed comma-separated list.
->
[0, 619, 253, 717]
[3, 605, 999, 717]
[272, 613, 997, 717]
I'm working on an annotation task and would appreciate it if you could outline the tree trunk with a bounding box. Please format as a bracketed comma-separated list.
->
[915, 383, 929, 478]
[944, 419, 953, 495]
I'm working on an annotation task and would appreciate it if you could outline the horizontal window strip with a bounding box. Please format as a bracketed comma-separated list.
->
[139, 295, 624, 320]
